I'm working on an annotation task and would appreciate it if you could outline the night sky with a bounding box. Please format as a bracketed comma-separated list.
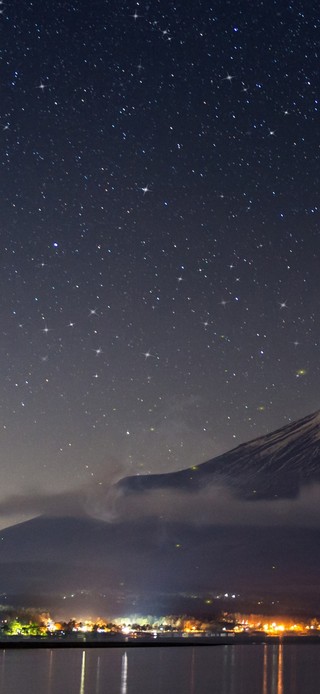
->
[1, 0, 320, 528]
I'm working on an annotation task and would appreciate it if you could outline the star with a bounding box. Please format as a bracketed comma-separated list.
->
[222, 73, 235, 83]
[141, 185, 151, 195]
[94, 348, 103, 356]
[279, 301, 287, 309]
[89, 309, 97, 316]
[41, 326, 51, 334]
[37, 82, 47, 90]
[143, 351, 159, 360]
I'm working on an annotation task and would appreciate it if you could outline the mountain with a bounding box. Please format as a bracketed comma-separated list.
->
[0, 410, 320, 615]
[119, 409, 320, 500]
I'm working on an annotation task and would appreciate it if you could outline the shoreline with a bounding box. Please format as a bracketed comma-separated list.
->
[0, 634, 320, 649]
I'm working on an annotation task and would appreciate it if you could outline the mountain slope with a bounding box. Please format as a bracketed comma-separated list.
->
[119, 410, 320, 499]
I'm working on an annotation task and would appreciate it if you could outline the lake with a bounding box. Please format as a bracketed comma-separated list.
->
[0, 644, 319, 694]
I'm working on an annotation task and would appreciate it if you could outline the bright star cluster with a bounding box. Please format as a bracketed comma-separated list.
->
[0, 0, 319, 506]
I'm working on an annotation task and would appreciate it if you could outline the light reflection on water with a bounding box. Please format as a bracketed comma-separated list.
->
[48, 650, 53, 694]
[95, 655, 100, 694]
[79, 651, 86, 694]
[120, 652, 128, 694]
[277, 644, 283, 694]
[263, 645, 268, 694]
[0, 644, 319, 694]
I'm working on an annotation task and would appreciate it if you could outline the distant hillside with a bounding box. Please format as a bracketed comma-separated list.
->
[0, 515, 319, 614]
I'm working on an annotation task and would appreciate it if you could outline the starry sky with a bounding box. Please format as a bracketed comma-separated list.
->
[1, 0, 320, 525]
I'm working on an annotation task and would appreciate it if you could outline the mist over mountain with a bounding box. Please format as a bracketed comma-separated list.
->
[1, 410, 320, 615]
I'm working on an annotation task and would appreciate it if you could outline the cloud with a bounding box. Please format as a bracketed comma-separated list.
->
[0, 489, 85, 519]
[1, 477, 319, 530]
[111, 481, 320, 528]
[0, 482, 123, 526]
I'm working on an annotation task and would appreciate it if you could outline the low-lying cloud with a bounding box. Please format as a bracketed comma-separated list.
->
[1, 479, 320, 529]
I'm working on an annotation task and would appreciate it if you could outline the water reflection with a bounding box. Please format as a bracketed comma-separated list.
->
[271, 646, 278, 693]
[79, 650, 86, 694]
[95, 655, 100, 694]
[221, 644, 237, 694]
[277, 644, 283, 694]
[222, 645, 229, 692]
[0, 643, 318, 694]
[262, 644, 284, 694]
[189, 648, 195, 694]
[229, 644, 236, 694]
[0, 650, 5, 692]
[47, 650, 53, 694]
[263, 645, 268, 694]
[120, 652, 128, 694]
